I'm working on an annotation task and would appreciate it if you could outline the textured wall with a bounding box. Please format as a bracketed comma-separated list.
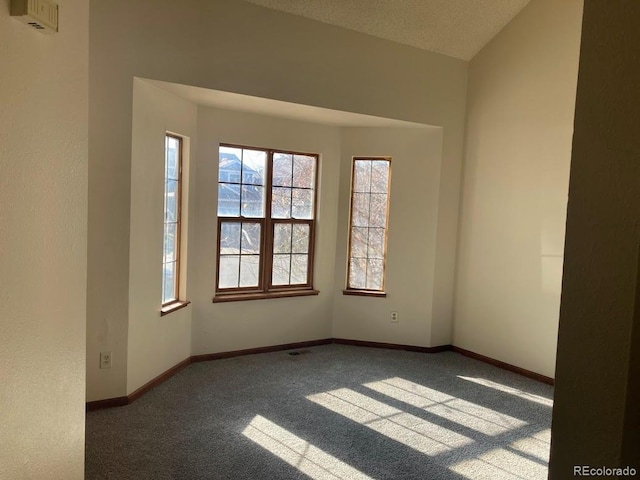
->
[0, 0, 88, 478]
[127, 80, 196, 394]
[88, 0, 468, 401]
[453, 0, 583, 377]
[550, 0, 640, 473]
[191, 107, 340, 355]
[332, 127, 443, 346]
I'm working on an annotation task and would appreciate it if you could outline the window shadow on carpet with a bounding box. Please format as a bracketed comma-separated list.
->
[85, 345, 553, 480]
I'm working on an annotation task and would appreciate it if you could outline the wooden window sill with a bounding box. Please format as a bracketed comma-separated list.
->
[160, 300, 191, 316]
[343, 289, 387, 298]
[213, 289, 320, 303]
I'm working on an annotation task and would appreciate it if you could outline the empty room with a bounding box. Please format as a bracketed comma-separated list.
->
[2, 0, 639, 479]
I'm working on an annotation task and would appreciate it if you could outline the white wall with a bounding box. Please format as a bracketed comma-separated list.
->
[332, 127, 444, 346]
[88, 0, 467, 400]
[125, 79, 196, 396]
[191, 108, 341, 354]
[0, 0, 88, 478]
[191, 110, 441, 354]
[453, 0, 583, 376]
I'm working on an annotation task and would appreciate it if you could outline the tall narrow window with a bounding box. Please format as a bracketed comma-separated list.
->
[215, 144, 318, 301]
[345, 157, 391, 295]
[162, 134, 182, 306]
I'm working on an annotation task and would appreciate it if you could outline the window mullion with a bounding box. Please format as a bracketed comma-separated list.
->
[263, 151, 275, 291]
[239, 149, 244, 217]
[365, 161, 373, 289]
[307, 218, 315, 286]
[288, 216, 294, 285]
[176, 140, 181, 300]
[237, 220, 242, 288]
[216, 217, 222, 293]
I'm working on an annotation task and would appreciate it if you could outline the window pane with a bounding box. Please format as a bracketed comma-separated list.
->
[293, 155, 315, 188]
[370, 160, 389, 194]
[162, 261, 176, 303]
[216, 146, 318, 294]
[349, 258, 366, 290]
[368, 228, 385, 259]
[162, 270, 168, 303]
[164, 223, 177, 262]
[350, 227, 368, 258]
[272, 187, 292, 219]
[163, 135, 181, 305]
[241, 223, 261, 254]
[273, 153, 293, 187]
[352, 193, 370, 227]
[165, 180, 179, 223]
[292, 188, 313, 219]
[273, 224, 292, 254]
[239, 255, 260, 287]
[219, 255, 240, 288]
[219, 146, 243, 183]
[272, 254, 291, 285]
[369, 194, 388, 227]
[290, 254, 308, 284]
[366, 259, 384, 290]
[241, 185, 265, 218]
[347, 159, 391, 292]
[220, 222, 241, 254]
[242, 149, 266, 185]
[166, 137, 180, 181]
[354, 160, 371, 192]
[218, 183, 240, 217]
[292, 224, 310, 254]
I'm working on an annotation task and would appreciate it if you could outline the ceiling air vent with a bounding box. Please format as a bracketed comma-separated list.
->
[11, 0, 58, 33]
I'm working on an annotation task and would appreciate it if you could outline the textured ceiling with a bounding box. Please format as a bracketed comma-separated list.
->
[243, 0, 530, 60]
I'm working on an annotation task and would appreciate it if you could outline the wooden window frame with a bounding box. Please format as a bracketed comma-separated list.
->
[214, 144, 319, 302]
[344, 156, 392, 297]
[161, 134, 188, 313]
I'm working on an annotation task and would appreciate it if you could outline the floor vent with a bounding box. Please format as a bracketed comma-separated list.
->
[288, 350, 311, 356]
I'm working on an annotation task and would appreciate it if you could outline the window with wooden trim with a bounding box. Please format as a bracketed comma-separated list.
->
[162, 134, 183, 306]
[345, 157, 391, 295]
[215, 144, 318, 301]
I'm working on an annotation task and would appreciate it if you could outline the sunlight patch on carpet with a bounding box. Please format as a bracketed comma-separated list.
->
[449, 445, 549, 480]
[307, 388, 472, 456]
[363, 377, 527, 435]
[242, 415, 373, 480]
[457, 376, 553, 407]
[508, 428, 551, 463]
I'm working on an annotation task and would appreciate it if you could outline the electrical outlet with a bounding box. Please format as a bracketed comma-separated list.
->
[100, 351, 112, 369]
[391, 311, 399, 323]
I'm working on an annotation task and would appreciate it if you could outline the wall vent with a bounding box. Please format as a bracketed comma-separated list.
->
[11, 0, 58, 33]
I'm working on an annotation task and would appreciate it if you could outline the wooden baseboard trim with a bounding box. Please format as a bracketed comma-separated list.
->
[87, 339, 553, 410]
[451, 346, 555, 385]
[191, 338, 333, 362]
[333, 338, 452, 353]
[86, 357, 192, 411]
[128, 357, 192, 403]
[87, 341, 332, 410]
[86, 396, 129, 411]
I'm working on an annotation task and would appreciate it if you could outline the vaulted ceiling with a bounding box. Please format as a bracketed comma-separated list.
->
[243, 0, 530, 60]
